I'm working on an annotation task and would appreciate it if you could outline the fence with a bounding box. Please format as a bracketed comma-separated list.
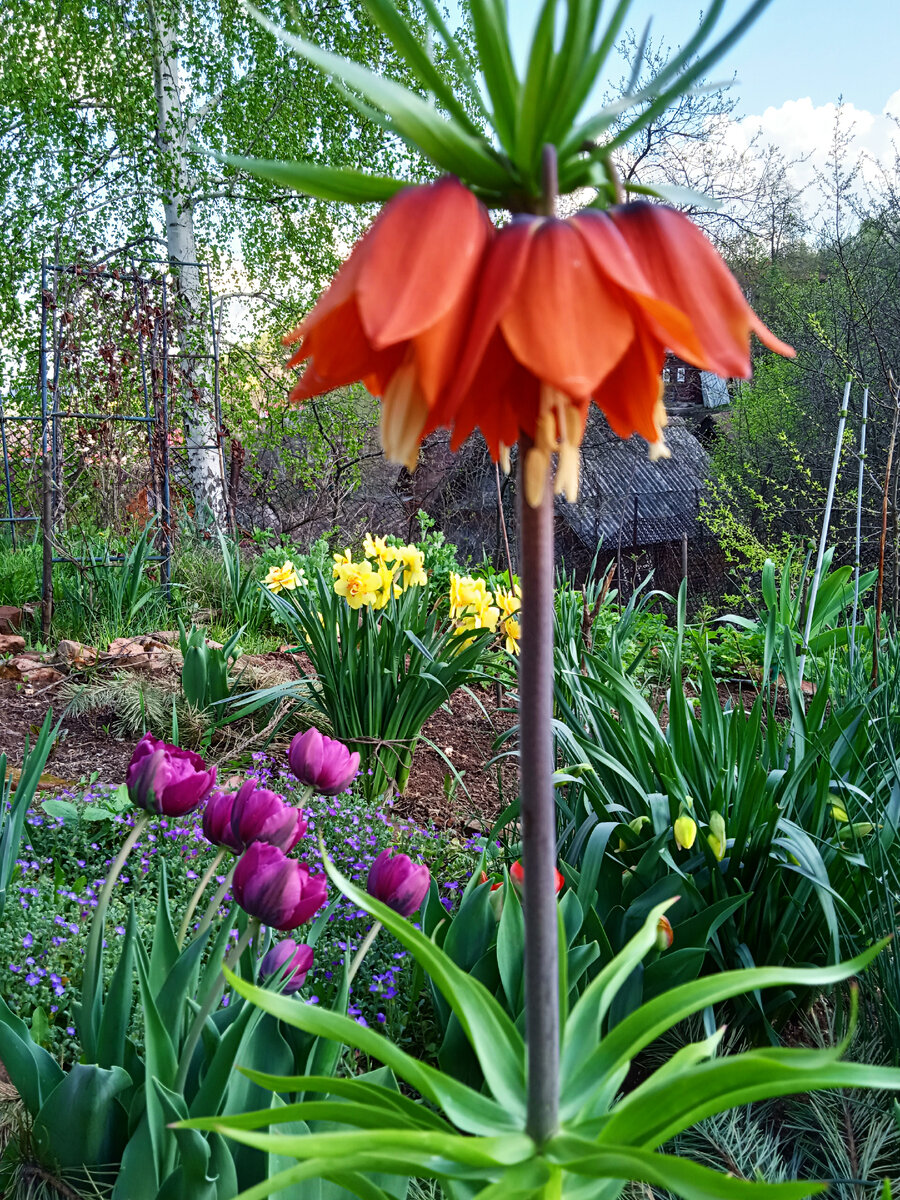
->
[0, 257, 227, 629]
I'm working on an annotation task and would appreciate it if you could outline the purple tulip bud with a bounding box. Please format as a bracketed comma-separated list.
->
[202, 789, 243, 852]
[288, 727, 359, 796]
[126, 733, 216, 818]
[233, 843, 328, 931]
[260, 938, 314, 993]
[367, 849, 430, 917]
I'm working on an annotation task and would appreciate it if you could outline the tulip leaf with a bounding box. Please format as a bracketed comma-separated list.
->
[188, 998, 258, 1119]
[194, 967, 519, 1137]
[318, 849, 527, 1118]
[237, 1070, 453, 1133]
[245, 4, 509, 190]
[0, 991, 64, 1116]
[149, 858, 180, 993]
[33, 1063, 131, 1170]
[96, 900, 138, 1070]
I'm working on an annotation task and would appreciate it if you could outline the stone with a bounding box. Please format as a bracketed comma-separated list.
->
[0, 634, 26, 655]
[0, 657, 63, 686]
[57, 639, 97, 665]
[0, 606, 23, 634]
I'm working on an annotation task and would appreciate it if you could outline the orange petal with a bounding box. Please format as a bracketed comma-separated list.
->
[288, 300, 403, 402]
[439, 330, 537, 458]
[591, 327, 667, 444]
[284, 233, 371, 357]
[356, 177, 491, 349]
[443, 216, 537, 418]
[610, 203, 794, 378]
[571, 210, 707, 366]
[499, 218, 635, 397]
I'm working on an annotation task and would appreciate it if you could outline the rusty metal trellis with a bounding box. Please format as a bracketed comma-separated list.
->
[0, 256, 226, 625]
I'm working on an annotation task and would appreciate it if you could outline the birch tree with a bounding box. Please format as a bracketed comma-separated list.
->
[0, 0, 428, 529]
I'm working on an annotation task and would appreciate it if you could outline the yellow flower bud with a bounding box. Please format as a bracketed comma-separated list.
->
[674, 815, 697, 850]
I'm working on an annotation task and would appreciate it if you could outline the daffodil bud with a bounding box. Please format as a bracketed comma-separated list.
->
[707, 811, 726, 861]
[674, 814, 697, 850]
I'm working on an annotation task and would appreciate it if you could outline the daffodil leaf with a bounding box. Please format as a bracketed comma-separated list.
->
[245, 3, 509, 191]
[212, 151, 406, 204]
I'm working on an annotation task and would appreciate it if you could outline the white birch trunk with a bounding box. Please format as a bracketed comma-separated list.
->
[152, 9, 228, 532]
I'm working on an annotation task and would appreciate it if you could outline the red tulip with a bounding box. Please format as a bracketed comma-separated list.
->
[656, 915, 674, 952]
[510, 859, 564, 895]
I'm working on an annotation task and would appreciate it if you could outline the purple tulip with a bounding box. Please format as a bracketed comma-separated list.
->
[288, 727, 359, 796]
[233, 842, 328, 931]
[367, 849, 430, 917]
[203, 781, 306, 854]
[126, 733, 216, 818]
[260, 939, 314, 993]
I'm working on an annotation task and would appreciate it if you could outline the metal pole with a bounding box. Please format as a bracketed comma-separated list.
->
[0, 398, 17, 549]
[39, 258, 53, 619]
[849, 387, 869, 669]
[205, 263, 232, 537]
[799, 381, 851, 683]
[131, 258, 162, 524]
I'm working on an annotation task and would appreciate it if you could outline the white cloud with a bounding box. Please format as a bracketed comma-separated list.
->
[738, 91, 900, 199]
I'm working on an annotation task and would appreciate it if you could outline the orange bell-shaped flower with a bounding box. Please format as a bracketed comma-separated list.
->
[285, 178, 793, 505]
[283, 176, 492, 470]
[431, 203, 793, 504]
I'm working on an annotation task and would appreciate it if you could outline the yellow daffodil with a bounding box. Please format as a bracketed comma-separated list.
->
[496, 584, 521, 620]
[264, 561, 302, 593]
[503, 615, 520, 656]
[332, 547, 353, 578]
[394, 544, 427, 588]
[450, 573, 494, 620]
[334, 560, 382, 609]
[363, 532, 396, 565]
[372, 561, 402, 610]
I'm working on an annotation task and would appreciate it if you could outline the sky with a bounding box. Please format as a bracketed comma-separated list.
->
[504, 0, 900, 196]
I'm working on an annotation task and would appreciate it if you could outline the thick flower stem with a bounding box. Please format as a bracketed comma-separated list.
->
[175, 917, 259, 1094]
[194, 861, 237, 939]
[518, 440, 560, 1146]
[84, 814, 152, 985]
[177, 847, 226, 948]
[515, 144, 561, 1149]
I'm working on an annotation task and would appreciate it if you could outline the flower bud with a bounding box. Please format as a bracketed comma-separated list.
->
[233, 843, 328, 931]
[674, 815, 697, 850]
[707, 810, 726, 861]
[655, 915, 674, 951]
[260, 938, 314, 993]
[510, 859, 564, 895]
[288, 727, 360, 796]
[126, 733, 216, 818]
[367, 849, 430, 917]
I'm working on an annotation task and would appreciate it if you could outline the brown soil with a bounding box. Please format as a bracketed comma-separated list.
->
[0, 652, 514, 831]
